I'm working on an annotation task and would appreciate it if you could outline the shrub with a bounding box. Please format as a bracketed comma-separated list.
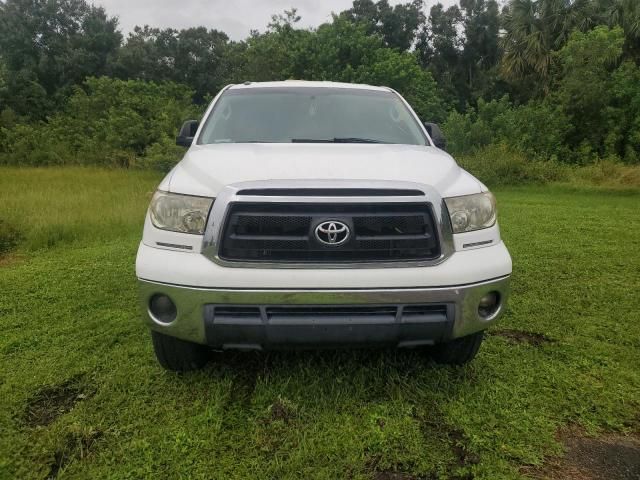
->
[135, 135, 186, 172]
[441, 109, 492, 155]
[442, 97, 514, 155]
[498, 102, 571, 162]
[1, 123, 72, 166]
[568, 158, 640, 188]
[457, 143, 568, 187]
[443, 97, 570, 161]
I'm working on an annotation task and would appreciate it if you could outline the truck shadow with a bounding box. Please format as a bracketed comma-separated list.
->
[200, 348, 482, 479]
[205, 346, 478, 405]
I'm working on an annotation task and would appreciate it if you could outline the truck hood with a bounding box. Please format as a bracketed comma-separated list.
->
[164, 143, 485, 197]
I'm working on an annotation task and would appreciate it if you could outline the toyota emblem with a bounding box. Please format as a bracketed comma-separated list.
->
[315, 220, 350, 246]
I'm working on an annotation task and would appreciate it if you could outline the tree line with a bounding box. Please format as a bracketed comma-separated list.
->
[0, 0, 639, 169]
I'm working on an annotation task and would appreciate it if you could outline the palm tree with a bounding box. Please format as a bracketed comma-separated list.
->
[502, 0, 640, 89]
[500, 0, 593, 88]
[604, 0, 640, 56]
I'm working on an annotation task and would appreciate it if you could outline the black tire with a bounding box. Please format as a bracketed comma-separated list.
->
[432, 331, 484, 365]
[151, 331, 210, 371]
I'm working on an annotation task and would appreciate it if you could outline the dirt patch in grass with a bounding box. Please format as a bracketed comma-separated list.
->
[268, 397, 297, 424]
[255, 396, 300, 456]
[448, 426, 481, 472]
[523, 426, 640, 480]
[372, 472, 421, 480]
[0, 218, 23, 255]
[411, 404, 479, 480]
[0, 252, 26, 268]
[493, 329, 555, 347]
[24, 376, 93, 428]
[48, 428, 103, 479]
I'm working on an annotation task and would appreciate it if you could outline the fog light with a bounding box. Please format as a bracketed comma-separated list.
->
[478, 291, 500, 319]
[149, 294, 177, 324]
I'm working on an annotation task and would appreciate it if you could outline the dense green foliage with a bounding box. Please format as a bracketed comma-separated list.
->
[445, 26, 640, 165]
[0, 0, 121, 119]
[1, 168, 639, 478]
[0, 77, 198, 168]
[1, 0, 640, 174]
[443, 97, 571, 160]
[112, 25, 230, 104]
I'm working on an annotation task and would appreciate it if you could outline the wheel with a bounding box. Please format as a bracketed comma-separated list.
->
[432, 331, 484, 365]
[151, 330, 210, 371]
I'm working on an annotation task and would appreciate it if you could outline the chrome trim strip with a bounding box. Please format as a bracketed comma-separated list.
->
[156, 242, 193, 250]
[138, 274, 510, 291]
[137, 275, 510, 344]
[463, 240, 493, 248]
[201, 179, 454, 269]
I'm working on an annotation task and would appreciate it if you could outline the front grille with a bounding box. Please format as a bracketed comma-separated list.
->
[218, 202, 440, 263]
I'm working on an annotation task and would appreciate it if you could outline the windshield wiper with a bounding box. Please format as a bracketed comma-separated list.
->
[291, 137, 386, 144]
[334, 137, 387, 143]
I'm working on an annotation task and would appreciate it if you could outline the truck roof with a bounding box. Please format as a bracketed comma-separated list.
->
[227, 80, 391, 92]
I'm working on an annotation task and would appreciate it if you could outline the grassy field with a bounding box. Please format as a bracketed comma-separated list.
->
[0, 167, 639, 479]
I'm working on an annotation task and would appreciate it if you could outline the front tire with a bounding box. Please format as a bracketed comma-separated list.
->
[432, 331, 484, 365]
[151, 331, 210, 371]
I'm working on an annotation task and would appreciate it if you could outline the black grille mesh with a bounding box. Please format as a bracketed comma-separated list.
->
[353, 215, 425, 235]
[219, 202, 440, 263]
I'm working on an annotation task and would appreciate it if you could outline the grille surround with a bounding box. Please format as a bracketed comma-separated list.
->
[235, 188, 426, 197]
[218, 202, 441, 263]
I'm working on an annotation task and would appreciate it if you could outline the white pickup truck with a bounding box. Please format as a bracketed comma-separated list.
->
[136, 81, 512, 371]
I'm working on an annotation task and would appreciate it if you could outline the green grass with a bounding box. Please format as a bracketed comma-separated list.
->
[0, 167, 159, 251]
[0, 168, 639, 479]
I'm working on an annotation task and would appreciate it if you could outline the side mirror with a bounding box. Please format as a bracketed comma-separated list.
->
[423, 122, 446, 150]
[176, 120, 199, 147]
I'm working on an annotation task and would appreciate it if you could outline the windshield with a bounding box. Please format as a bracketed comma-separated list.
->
[198, 87, 427, 145]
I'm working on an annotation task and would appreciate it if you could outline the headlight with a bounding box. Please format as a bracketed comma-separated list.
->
[444, 192, 496, 234]
[149, 191, 214, 234]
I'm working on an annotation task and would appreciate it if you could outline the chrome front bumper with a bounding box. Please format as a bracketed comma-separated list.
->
[138, 275, 510, 349]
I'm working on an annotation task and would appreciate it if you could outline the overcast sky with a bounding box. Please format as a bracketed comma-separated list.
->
[94, 0, 457, 40]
